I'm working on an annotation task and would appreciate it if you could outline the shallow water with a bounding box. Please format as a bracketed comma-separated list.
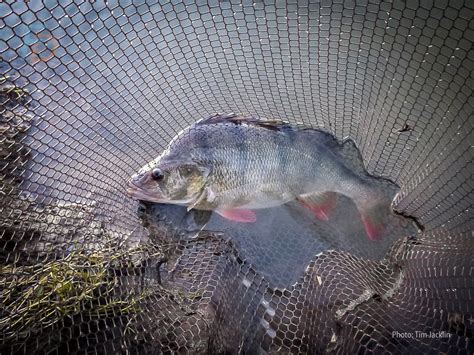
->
[136, 137, 419, 289]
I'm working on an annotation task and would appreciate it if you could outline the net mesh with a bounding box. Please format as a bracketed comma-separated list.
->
[1, 0, 473, 353]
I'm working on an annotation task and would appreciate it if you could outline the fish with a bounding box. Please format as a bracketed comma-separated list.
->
[127, 113, 392, 240]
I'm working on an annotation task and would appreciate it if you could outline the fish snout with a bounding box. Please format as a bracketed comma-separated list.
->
[126, 171, 165, 202]
[126, 172, 148, 196]
[131, 172, 147, 185]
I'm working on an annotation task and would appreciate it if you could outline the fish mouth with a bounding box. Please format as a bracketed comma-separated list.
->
[126, 181, 166, 203]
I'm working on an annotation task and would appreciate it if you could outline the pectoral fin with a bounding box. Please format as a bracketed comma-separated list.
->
[297, 192, 338, 221]
[216, 209, 257, 223]
[193, 210, 213, 225]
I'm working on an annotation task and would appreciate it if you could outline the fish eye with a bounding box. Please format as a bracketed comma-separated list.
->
[151, 168, 164, 181]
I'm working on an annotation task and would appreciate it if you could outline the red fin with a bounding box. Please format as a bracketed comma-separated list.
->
[358, 201, 390, 241]
[216, 209, 257, 223]
[297, 192, 338, 221]
[361, 214, 385, 241]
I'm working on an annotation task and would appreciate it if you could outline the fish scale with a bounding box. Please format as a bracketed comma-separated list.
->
[200, 124, 296, 208]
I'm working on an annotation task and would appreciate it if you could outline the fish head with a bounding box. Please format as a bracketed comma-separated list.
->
[127, 159, 209, 205]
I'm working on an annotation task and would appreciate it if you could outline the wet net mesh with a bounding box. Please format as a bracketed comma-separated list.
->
[0, 0, 473, 353]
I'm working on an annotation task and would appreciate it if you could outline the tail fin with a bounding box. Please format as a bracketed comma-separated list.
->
[356, 196, 391, 241]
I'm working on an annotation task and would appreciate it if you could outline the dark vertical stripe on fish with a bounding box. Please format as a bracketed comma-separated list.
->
[200, 125, 212, 166]
[270, 129, 281, 191]
[284, 128, 299, 193]
[241, 124, 250, 191]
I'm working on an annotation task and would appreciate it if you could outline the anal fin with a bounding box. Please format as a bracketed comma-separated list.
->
[297, 192, 338, 221]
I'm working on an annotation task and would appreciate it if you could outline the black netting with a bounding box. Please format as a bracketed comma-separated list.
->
[1, 0, 473, 354]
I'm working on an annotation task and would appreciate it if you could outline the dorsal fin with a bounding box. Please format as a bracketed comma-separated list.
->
[195, 113, 293, 131]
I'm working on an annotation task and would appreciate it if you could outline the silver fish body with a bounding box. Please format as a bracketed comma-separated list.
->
[127, 114, 388, 239]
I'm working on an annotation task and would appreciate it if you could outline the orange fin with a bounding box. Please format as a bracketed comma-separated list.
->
[216, 209, 257, 223]
[358, 201, 390, 241]
[361, 215, 384, 241]
[297, 192, 338, 221]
